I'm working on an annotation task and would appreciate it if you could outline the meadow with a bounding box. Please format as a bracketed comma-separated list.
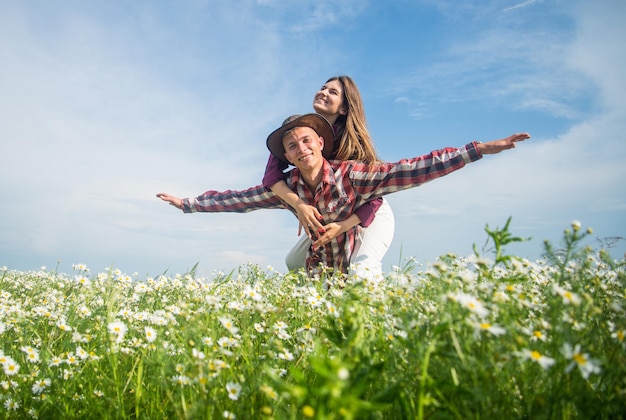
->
[1, 220, 625, 419]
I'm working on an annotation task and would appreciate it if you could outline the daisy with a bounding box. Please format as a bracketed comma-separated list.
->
[49, 356, 65, 367]
[2, 357, 20, 376]
[226, 382, 242, 400]
[75, 275, 91, 287]
[108, 320, 127, 343]
[515, 349, 555, 370]
[192, 348, 205, 360]
[278, 349, 295, 361]
[21, 346, 40, 363]
[172, 375, 192, 386]
[553, 285, 582, 305]
[57, 320, 73, 332]
[219, 317, 240, 335]
[145, 326, 157, 343]
[76, 346, 89, 360]
[473, 321, 506, 337]
[273, 321, 288, 331]
[4, 398, 19, 411]
[306, 293, 324, 308]
[242, 285, 263, 302]
[32, 378, 51, 395]
[325, 302, 340, 318]
[452, 292, 490, 317]
[562, 343, 602, 379]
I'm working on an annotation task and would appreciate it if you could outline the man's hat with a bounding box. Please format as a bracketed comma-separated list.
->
[266, 113, 335, 163]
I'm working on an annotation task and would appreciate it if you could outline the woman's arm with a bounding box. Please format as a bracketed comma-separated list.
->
[311, 214, 362, 250]
[262, 152, 326, 237]
[270, 181, 326, 238]
[354, 198, 382, 228]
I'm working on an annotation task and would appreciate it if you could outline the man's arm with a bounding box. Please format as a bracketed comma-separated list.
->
[156, 185, 286, 214]
[349, 133, 530, 200]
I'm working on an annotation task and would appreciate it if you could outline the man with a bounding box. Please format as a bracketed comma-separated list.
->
[157, 114, 530, 276]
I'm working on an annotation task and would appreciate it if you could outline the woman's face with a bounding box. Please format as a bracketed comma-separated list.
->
[312, 79, 346, 121]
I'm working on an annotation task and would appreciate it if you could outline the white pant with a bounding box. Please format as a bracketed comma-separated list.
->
[285, 199, 395, 279]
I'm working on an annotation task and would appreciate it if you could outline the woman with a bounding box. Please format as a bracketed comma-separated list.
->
[263, 76, 395, 279]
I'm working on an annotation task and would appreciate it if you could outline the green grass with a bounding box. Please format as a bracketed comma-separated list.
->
[1, 220, 625, 419]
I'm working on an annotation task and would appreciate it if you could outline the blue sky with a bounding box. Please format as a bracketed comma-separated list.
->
[1, 0, 624, 277]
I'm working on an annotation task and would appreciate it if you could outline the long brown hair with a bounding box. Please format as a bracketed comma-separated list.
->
[328, 76, 379, 163]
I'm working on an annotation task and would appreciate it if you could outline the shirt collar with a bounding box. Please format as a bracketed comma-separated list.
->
[292, 159, 338, 188]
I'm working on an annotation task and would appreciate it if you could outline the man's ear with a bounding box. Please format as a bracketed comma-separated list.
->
[318, 136, 325, 150]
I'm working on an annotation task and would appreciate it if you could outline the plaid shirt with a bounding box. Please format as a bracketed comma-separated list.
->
[182, 142, 482, 274]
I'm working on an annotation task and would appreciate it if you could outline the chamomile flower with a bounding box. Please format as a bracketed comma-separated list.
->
[451, 292, 490, 317]
[2, 357, 20, 376]
[21, 346, 40, 363]
[326, 302, 340, 318]
[192, 348, 206, 360]
[242, 285, 263, 302]
[57, 319, 73, 332]
[49, 356, 65, 367]
[553, 285, 581, 305]
[171, 375, 192, 386]
[226, 382, 242, 400]
[219, 317, 239, 335]
[32, 378, 51, 395]
[4, 398, 19, 411]
[144, 326, 157, 343]
[515, 349, 555, 370]
[562, 343, 602, 379]
[473, 321, 506, 337]
[278, 349, 295, 361]
[108, 320, 127, 343]
[76, 346, 89, 360]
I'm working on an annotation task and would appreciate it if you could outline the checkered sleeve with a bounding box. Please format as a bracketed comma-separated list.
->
[350, 142, 482, 199]
[181, 184, 286, 213]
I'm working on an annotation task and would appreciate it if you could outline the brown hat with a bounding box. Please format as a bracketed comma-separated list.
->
[266, 114, 335, 163]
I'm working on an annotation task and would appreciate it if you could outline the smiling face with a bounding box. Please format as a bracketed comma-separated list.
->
[282, 126, 325, 172]
[312, 79, 347, 122]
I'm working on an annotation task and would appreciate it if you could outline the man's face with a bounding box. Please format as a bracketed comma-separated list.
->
[282, 126, 325, 171]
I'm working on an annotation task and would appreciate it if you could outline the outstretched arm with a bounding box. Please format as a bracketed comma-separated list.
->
[477, 133, 530, 154]
[156, 184, 285, 214]
[157, 193, 183, 209]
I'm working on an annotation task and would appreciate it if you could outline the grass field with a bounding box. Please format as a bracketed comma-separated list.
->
[1, 220, 625, 419]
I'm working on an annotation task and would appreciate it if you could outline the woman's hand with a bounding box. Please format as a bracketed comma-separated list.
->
[311, 214, 361, 250]
[156, 193, 183, 209]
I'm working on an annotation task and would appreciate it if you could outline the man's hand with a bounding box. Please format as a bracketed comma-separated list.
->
[156, 193, 183, 209]
[478, 133, 531, 155]
[295, 202, 325, 238]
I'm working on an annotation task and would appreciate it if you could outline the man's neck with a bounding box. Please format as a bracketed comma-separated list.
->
[300, 164, 324, 191]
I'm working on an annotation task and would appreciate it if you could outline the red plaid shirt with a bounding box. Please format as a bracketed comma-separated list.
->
[182, 142, 482, 274]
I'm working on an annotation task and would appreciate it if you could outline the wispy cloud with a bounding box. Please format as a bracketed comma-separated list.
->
[503, 0, 540, 13]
